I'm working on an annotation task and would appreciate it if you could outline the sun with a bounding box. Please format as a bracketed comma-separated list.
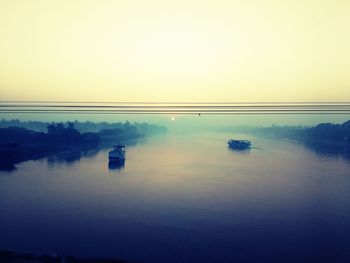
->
[171, 117, 175, 121]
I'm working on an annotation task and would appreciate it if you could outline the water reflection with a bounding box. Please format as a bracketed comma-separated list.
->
[228, 147, 251, 153]
[108, 161, 125, 171]
[0, 162, 16, 172]
[301, 141, 350, 161]
[47, 149, 100, 167]
[47, 151, 82, 166]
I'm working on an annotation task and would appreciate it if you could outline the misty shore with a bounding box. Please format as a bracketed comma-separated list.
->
[0, 121, 166, 171]
[247, 120, 350, 158]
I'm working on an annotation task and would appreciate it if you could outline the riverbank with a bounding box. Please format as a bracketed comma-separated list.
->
[0, 121, 166, 171]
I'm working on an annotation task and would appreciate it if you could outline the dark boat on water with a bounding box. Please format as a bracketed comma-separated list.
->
[228, 139, 251, 150]
[108, 144, 126, 163]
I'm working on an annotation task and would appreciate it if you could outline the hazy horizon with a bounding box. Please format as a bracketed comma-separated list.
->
[1, 1, 350, 262]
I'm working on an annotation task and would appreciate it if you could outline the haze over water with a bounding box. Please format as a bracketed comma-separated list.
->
[1, 1, 350, 261]
[1, 122, 350, 262]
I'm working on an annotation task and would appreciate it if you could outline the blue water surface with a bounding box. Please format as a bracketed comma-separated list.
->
[1, 131, 350, 262]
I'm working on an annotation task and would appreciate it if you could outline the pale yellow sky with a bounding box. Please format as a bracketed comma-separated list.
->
[0, 0, 349, 102]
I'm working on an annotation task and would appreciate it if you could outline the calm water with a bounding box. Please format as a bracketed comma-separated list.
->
[1, 131, 350, 262]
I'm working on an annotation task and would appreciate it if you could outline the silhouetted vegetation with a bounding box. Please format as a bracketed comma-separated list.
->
[0, 119, 166, 134]
[252, 120, 350, 158]
[0, 121, 166, 170]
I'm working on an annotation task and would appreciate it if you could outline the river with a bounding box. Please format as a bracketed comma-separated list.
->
[1, 130, 350, 262]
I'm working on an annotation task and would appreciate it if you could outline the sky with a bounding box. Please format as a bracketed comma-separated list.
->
[0, 0, 350, 102]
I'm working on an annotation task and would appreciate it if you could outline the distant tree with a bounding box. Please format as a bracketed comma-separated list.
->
[67, 122, 75, 129]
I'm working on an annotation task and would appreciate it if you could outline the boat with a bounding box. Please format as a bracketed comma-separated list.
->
[108, 144, 126, 163]
[228, 139, 251, 150]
